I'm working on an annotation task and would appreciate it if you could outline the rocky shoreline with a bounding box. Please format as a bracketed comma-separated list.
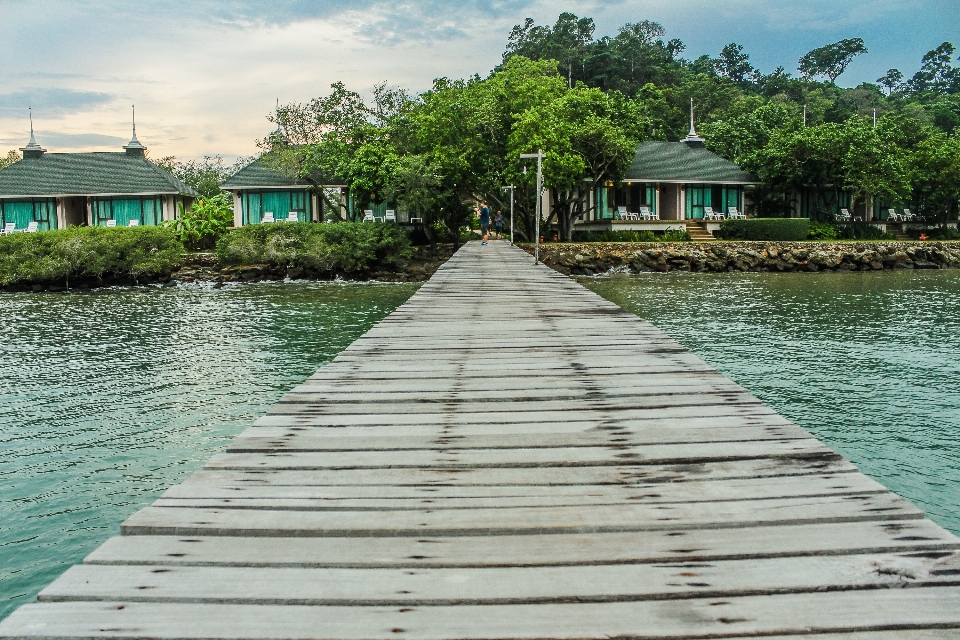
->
[4, 245, 456, 292]
[527, 241, 960, 275]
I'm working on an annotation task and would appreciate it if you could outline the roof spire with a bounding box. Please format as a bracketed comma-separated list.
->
[123, 104, 146, 156]
[21, 107, 46, 158]
[682, 98, 705, 146]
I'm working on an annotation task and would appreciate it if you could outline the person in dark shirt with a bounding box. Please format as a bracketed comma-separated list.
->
[479, 203, 490, 245]
[494, 210, 503, 239]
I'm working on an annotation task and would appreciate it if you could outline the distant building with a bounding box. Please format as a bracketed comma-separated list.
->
[221, 158, 349, 226]
[0, 123, 197, 231]
[582, 126, 756, 224]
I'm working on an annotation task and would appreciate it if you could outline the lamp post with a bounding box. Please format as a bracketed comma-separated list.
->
[501, 184, 515, 246]
[520, 149, 544, 264]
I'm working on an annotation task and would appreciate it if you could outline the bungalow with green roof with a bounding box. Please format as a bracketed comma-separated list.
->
[582, 124, 756, 229]
[0, 125, 197, 231]
[221, 158, 349, 226]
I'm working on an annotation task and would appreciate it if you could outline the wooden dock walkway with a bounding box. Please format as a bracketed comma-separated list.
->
[3, 241, 960, 639]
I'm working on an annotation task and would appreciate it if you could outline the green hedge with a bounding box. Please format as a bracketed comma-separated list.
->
[570, 229, 691, 242]
[718, 218, 810, 241]
[216, 222, 411, 274]
[0, 226, 184, 286]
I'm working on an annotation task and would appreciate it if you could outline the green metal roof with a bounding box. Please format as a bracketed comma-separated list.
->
[222, 157, 346, 189]
[0, 152, 199, 197]
[623, 141, 756, 184]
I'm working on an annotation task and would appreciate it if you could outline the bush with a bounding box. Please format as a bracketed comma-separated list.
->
[0, 226, 184, 286]
[718, 218, 810, 241]
[910, 225, 960, 240]
[164, 193, 233, 250]
[216, 221, 411, 274]
[807, 222, 840, 240]
[570, 229, 689, 242]
[838, 222, 897, 240]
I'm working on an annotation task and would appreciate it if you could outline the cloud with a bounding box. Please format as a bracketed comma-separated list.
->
[0, 131, 126, 149]
[0, 88, 115, 118]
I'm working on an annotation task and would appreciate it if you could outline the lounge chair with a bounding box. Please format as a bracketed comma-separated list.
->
[903, 208, 916, 221]
[385, 210, 396, 222]
[286, 212, 299, 222]
[127, 219, 139, 227]
[728, 207, 746, 219]
[262, 212, 275, 223]
[837, 209, 851, 222]
[25, 221, 38, 233]
[1, 222, 15, 235]
[638, 206, 650, 220]
[703, 206, 722, 220]
[105, 219, 117, 227]
[362, 210, 374, 222]
[616, 206, 628, 220]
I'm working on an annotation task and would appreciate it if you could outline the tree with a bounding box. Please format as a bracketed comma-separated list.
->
[877, 69, 904, 95]
[908, 42, 959, 95]
[907, 130, 960, 222]
[0, 150, 20, 170]
[510, 87, 645, 240]
[715, 43, 757, 86]
[154, 155, 247, 198]
[504, 13, 595, 88]
[840, 117, 910, 218]
[798, 38, 868, 83]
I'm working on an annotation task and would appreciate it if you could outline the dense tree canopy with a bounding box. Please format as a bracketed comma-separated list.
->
[258, 12, 960, 237]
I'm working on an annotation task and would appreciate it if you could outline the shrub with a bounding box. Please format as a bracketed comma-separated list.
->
[216, 221, 411, 274]
[838, 223, 897, 240]
[164, 193, 233, 250]
[911, 226, 960, 240]
[0, 226, 184, 286]
[807, 222, 840, 240]
[718, 218, 810, 241]
[570, 229, 689, 242]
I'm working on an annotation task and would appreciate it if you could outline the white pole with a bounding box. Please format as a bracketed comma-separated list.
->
[535, 150, 542, 264]
[501, 185, 515, 246]
[520, 150, 545, 264]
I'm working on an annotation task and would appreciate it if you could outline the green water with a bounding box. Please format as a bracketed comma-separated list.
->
[583, 270, 960, 536]
[0, 281, 418, 620]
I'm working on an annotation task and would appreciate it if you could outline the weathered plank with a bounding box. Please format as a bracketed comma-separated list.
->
[5, 588, 960, 638]
[84, 520, 960, 569]
[37, 551, 960, 605]
[120, 492, 922, 537]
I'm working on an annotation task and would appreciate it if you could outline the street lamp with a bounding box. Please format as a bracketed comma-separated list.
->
[500, 184, 515, 246]
[520, 149, 544, 264]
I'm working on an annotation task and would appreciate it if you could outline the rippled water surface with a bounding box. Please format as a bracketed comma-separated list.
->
[583, 270, 960, 536]
[0, 281, 417, 620]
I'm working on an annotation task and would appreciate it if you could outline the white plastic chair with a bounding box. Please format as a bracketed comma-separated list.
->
[127, 219, 139, 227]
[903, 208, 916, 221]
[616, 206, 628, 220]
[262, 212, 275, 223]
[1, 222, 14, 235]
[638, 206, 650, 220]
[837, 209, 851, 222]
[728, 207, 745, 219]
[25, 221, 38, 233]
[362, 210, 374, 222]
[704, 206, 722, 220]
[287, 212, 299, 222]
[385, 210, 396, 222]
[105, 219, 117, 227]
[886, 209, 900, 222]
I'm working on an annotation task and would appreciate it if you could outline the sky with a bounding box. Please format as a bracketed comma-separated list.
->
[0, 0, 957, 161]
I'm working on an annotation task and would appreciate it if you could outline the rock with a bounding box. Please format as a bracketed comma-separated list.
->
[914, 260, 940, 269]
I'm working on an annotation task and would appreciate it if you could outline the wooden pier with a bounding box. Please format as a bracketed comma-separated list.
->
[3, 241, 960, 638]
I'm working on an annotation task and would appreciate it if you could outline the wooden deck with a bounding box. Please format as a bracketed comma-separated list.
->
[3, 241, 960, 639]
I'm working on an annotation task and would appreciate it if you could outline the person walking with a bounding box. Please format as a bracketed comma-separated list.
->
[494, 210, 503, 239]
[479, 203, 490, 245]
